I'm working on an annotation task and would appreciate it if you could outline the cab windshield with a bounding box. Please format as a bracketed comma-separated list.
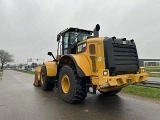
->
[69, 32, 91, 44]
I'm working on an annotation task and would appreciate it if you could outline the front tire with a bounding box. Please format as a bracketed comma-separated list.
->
[59, 65, 87, 104]
[40, 66, 55, 91]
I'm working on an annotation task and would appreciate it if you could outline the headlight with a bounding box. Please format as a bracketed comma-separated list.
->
[142, 68, 145, 72]
[103, 71, 108, 76]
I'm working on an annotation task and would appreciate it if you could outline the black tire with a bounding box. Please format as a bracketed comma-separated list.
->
[59, 65, 87, 104]
[40, 66, 55, 91]
[99, 89, 122, 96]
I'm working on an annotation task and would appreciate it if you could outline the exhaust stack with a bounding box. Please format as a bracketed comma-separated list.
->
[93, 24, 100, 37]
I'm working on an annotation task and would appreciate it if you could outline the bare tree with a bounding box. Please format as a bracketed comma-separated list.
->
[0, 50, 14, 69]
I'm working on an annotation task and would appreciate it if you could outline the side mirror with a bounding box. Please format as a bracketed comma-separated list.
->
[47, 52, 58, 62]
[57, 34, 61, 42]
[48, 52, 52, 56]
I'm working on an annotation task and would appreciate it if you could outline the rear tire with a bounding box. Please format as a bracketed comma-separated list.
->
[99, 89, 122, 96]
[59, 65, 87, 104]
[40, 66, 55, 91]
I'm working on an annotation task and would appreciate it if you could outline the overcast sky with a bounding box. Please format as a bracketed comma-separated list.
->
[0, 0, 160, 65]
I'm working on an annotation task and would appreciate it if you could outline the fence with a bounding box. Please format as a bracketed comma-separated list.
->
[135, 81, 160, 88]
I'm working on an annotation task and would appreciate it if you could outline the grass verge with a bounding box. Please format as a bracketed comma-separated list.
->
[148, 73, 160, 77]
[145, 66, 160, 77]
[14, 69, 35, 75]
[145, 66, 160, 72]
[122, 85, 160, 100]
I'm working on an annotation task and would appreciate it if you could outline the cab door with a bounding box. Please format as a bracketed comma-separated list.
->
[62, 33, 69, 55]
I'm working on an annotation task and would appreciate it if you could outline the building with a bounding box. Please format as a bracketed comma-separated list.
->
[139, 59, 160, 67]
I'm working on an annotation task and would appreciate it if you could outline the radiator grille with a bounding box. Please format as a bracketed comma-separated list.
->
[104, 37, 139, 75]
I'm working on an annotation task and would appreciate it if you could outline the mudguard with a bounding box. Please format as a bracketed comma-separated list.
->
[59, 54, 92, 77]
[44, 61, 57, 76]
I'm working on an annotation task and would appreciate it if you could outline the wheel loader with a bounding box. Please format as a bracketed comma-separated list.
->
[34, 24, 148, 104]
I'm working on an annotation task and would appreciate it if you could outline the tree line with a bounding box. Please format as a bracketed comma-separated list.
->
[0, 49, 14, 69]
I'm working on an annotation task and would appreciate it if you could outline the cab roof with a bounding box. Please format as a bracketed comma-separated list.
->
[58, 27, 93, 36]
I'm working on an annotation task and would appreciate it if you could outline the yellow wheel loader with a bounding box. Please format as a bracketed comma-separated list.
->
[34, 24, 148, 104]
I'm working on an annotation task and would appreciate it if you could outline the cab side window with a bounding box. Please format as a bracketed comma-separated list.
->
[64, 33, 69, 48]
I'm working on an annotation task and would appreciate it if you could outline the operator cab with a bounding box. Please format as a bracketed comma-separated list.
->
[57, 27, 92, 55]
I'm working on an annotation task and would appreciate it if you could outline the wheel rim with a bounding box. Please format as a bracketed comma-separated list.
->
[41, 72, 44, 85]
[61, 74, 70, 93]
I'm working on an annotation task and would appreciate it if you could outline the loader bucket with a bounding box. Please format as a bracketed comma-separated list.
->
[33, 66, 42, 87]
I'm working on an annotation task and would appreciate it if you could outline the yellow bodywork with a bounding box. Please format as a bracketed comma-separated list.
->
[33, 65, 42, 86]
[92, 67, 148, 92]
[34, 61, 57, 86]
[34, 37, 148, 92]
[44, 61, 57, 76]
[70, 54, 92, 76]
[76, 37, 148, 92]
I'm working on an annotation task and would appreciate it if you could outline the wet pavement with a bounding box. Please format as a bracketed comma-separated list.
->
[0, 70, 160, 120]
[0, 70, 3, 80]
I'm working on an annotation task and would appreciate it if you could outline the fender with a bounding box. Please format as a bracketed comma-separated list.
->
[59, 54, 92, 77]
[44, 61, 57, 76]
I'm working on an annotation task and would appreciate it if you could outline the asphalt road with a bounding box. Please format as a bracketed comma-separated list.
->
[0, 70, 160, 120]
